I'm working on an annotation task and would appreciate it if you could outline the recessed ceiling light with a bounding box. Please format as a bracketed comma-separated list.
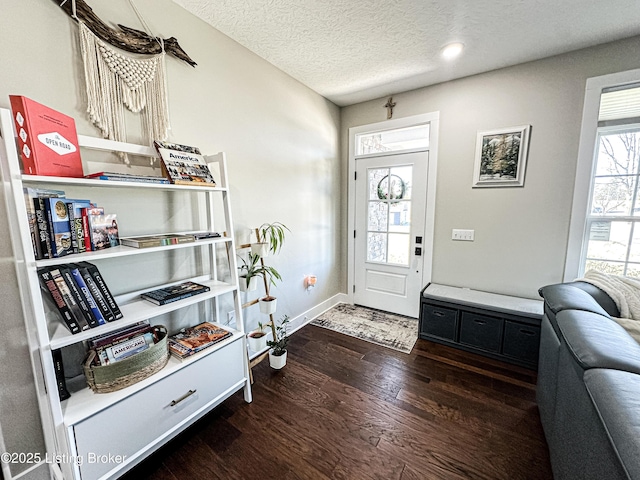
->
[442, 42, 464, 60]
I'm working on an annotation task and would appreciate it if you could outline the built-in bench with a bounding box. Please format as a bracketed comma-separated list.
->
[419, 283, 544, 369]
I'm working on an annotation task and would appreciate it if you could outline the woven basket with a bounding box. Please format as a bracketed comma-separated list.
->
[84, 325, 169, 394]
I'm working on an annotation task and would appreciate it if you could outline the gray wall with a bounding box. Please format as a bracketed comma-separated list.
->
[0, 0, 340, 477]
[342, 36, 640, 299]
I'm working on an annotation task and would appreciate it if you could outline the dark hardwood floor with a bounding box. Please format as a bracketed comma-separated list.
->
[120, 325, 552, 480]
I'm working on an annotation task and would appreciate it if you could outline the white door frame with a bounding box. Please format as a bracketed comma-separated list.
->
[347, 112, 440, 305]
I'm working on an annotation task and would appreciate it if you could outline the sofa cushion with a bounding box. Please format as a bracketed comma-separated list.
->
[557, 309, 640, 373]
[585, 369, 640, 480]
[539, 283, 612, 317]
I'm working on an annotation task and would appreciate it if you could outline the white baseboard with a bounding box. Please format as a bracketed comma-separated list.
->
[288, 293, 349, 335]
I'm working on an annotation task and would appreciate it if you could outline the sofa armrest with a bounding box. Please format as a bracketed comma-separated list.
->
[585, 369, 640, 480]
[557, 310, 640, 373]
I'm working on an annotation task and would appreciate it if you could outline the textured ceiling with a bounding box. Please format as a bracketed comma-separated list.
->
[172, 0, 640, 106]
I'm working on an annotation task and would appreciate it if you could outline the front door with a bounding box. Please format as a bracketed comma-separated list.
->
[354, 151, 429, 318]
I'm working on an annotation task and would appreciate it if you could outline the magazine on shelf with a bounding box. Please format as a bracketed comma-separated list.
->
[168, 322, 232, 360]
[141, 281, 210, 305]
[154, 141, 216, 187]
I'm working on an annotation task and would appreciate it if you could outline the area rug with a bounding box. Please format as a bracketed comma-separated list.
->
[310, 304, 418, 354]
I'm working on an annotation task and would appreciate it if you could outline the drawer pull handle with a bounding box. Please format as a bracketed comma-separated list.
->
[170, 389, 197, 407]
[520, 330, 536, 336]
[433, 311, 445, 317]
[473, 319, 486, 325]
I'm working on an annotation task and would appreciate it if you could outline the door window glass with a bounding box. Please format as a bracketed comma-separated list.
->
[366, 166, 413, 265]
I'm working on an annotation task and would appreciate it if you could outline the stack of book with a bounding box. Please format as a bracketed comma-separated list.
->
[141, 281, 210, 305]
[24, 187, 120, 259]
[168, 322, 232, 360]
[120, 233, 196, 249]
[85, 172, 170, 184]
[38, 262, 122, 334]
[87, 323, 159, 366]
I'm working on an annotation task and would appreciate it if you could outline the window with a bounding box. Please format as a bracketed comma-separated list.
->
[576, 80, 640, 278]
[355, 124, 429, 156]
[584, 125, 640, 276]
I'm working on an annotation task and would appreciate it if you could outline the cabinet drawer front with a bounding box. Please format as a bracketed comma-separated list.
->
[459, 312, 503, 353]
[420, 304, 458, 341]
[73, 339, 244, 479]
[502, 320, 540, 365]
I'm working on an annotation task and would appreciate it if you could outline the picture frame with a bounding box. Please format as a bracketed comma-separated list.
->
[472, 125, 531, 188]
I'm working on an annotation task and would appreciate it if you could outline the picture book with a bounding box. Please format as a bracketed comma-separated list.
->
[70, 266, 106, 326]
[154, 142, 216, 187]
[47, 267, 90, 332]
[98, 331, 156, 365]
[89, 323, 152, 350]
[141, 281, 210, 305]
[88, 212, 119, 250]
[67, 200, 92, 254]
[44, 198, 73, 258]
[120, 233, 195, 249]
[78, 262, 123, 320]
[73, 263, 116, 322]
[58, 266, 99, 328]
[154, 141, 201, 155]
[9, 96, 83, 177]
[38, 267, 81, 334]
[52, 349, 70, 401]
[23, 187, 65, 259]
[85, 172, 170, 184]
[81, 206, 103, 252]
[168, 322, 232, 359]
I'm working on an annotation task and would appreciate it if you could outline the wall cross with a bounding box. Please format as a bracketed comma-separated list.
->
[384, 96, 396, 119]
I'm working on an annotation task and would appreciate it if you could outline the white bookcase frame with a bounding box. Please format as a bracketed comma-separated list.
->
[0, 107, 252, 480]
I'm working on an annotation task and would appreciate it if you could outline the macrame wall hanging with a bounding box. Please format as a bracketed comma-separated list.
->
[79, 21, 170, 163]
[57, 0, 196, 163]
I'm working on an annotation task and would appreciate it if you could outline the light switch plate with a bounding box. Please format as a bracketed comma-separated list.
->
[452, 229, 475, 241]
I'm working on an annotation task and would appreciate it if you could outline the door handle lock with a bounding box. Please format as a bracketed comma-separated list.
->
[415, 247, 422, 256]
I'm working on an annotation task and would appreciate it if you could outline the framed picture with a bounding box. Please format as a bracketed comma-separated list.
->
[472, 125, 531, 187]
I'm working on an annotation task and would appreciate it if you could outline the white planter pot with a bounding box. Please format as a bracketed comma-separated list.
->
[239, 275, 258, 292]
[247, 331, 268, 352]
[251, 242, 269, 257]
[259, 296, 277, 315]
[268, 350, 287, 369]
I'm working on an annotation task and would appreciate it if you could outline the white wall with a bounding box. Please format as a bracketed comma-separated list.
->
[0, 1, 340, 477]
[341, 36, 640, 300]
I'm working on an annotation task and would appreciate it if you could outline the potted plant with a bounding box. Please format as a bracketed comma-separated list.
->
[250, 241, 269, 257]
[259, 222, 290, 255]
[247, 322, 268, 352]
[267, 315, 290, 369]
[257, 262, 283, 313]
[238, 252, 261, 291]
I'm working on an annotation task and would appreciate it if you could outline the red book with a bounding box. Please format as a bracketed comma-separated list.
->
[9, 96, 83, 177]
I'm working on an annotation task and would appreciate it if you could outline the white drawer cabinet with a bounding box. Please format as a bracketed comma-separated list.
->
[73, 338, 244, 479]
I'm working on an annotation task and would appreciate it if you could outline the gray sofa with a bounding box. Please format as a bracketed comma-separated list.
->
[537, 281, 640, 480]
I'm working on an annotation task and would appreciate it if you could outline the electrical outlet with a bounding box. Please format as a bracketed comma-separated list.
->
[452, 229, 475, 241]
